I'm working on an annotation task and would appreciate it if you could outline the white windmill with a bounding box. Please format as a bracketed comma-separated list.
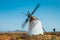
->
[22, 4, 46, 35]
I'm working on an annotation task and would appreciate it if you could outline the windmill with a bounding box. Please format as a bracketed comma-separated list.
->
[22, 4, 46, 35]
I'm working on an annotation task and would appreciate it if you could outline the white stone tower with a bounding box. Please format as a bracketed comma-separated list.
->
[28, 16, 43, 35]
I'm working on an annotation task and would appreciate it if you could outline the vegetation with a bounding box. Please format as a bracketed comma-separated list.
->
[0, 32, 60, 40]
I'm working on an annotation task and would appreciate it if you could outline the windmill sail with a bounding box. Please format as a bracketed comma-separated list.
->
[22, 4, 40, 29]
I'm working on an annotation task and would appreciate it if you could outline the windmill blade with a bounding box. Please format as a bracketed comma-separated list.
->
[31, 4, 40, 15]
[27, 11, 31, 18]
[22, 11, 31, 17]
[22, 18, 29, 29]
[22, 11, 31, 29]
[42, 27, 46, 33]
[22, 12, 27, 16]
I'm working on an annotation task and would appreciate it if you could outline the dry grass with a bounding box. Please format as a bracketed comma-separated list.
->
[0, 32, 60, 40]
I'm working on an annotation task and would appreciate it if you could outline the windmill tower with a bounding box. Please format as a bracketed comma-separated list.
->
[22, 4, 45, 35]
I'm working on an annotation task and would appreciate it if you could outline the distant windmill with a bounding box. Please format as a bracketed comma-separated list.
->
[53, 28, 56, 34]
[22, 4, 46, 35]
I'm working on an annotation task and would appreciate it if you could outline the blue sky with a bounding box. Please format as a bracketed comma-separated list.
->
[0, 0, 60, 32]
